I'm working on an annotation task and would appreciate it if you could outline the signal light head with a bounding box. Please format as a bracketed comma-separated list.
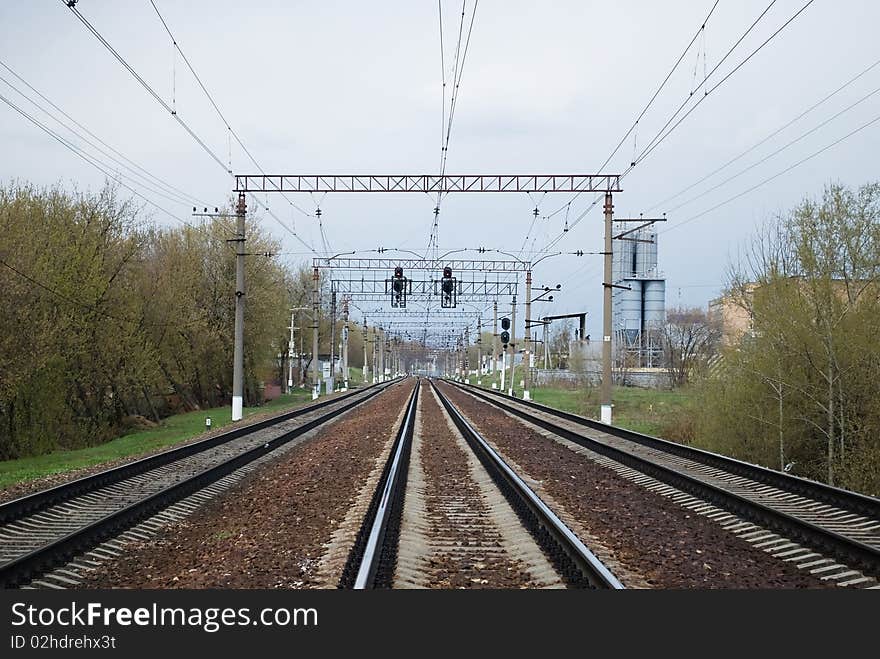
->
[443, 266, 452, 278]
[394, 266, 403, 278]
[501, 317, 510, 331]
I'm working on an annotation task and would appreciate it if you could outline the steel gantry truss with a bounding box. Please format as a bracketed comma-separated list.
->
[314, 257, 529, 273]
[231, 169, 625, 421]
[236, 174, 622, 194]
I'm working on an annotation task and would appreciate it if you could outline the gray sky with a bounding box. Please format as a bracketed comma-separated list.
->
[2, 1, 879, 339]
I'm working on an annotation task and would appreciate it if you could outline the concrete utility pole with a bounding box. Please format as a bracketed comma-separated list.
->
[543, 319, 549, 369]
[342, 298, 349, 390]
[476, 316, 482, 384]
[312, 266, 320, 400]
[523, 270, 532, 401]
[232, 193, 246, 422]
[377, 327, 384, 383]
[508, 294, 517, 397]
[492, 300, 499, 376]
[287, 306, 308, 392]
[362, 320, 369, 383]
[371, 327, 378, 383]
[329, 288, 336, 393]
[601, 192, 614, 424]
[287, 309, 296, 393]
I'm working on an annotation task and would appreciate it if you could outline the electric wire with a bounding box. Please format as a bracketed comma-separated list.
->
[61, 1, 318, 255]
[0, 91, 198, 230]
[539, 0, 815, 254]
[646, 55, 880, 213]
[661, 111, 880, 235]
[634, 0, 816, 167]
[661, 81, 880, 215]
[0, 58, 207, 208]
[147, 0, 312, 220]
[0, 73, 203, 210]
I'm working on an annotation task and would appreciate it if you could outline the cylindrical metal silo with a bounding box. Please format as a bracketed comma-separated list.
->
[616, 279, 643, 346]
[642, 279, 666, 328]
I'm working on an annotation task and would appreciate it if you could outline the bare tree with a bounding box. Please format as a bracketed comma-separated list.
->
[662, 307, 721, 387]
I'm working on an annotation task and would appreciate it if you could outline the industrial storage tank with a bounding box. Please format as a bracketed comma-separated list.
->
[642, 279, 666, 328]
[614, 279, 643, 347]
[636, 230, 659, 277]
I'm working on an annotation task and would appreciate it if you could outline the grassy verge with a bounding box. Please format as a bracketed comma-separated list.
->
[463, 372, 692, 439]
[0, 389, 315, 489]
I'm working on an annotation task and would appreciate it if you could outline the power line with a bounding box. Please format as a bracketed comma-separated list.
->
[0, 58, 207, 208]
[661, 111, 880, 235]
[0, 90, 198, 230]
[62, 0, 227, 170]
[0, 72, 200, 210]
[0, 257, 198, 330]
[535, 0, 728, 252]
[147, 0, 312, 220]
[540, 0, 814, 254]
[543, 0, 721, 221]
[661, 81, 880, 215]
[634, 0, 815, 167]
[61, 0, 317, 254]
[430, 0, 479, 255]
[646, 55, 880, 212]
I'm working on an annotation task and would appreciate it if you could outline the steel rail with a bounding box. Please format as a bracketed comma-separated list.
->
[0, 381, 399, 588]
[447, 380, 880, 578]
[339, 380, 419, 589]
[452, 380, 880, 519]
[431, 380, 624, 589]
[0, 381, 391, 526]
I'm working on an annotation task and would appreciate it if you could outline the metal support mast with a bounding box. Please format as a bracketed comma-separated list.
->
[601, 192, 614, 424]
[523, 270, 532, 401]
[508, 294, 517, 397]
[362, 320, 369, 383]
[312, 266, 320, 400]
[342, 298, 349, 390]
[329, 287, 337, 393]
[232, 192, 246, 421]
[476, 316, 482, 384]
[493, 300, 499, 377]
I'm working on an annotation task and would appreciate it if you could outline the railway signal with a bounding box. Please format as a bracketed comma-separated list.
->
[440, 266, 457, 308]
[388, 266, 410, 308]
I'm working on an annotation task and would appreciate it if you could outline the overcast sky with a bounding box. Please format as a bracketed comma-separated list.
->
[2, 1, 879, 341]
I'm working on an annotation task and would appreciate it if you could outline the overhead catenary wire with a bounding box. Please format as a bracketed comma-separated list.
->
[0, 73, 204, 210]
[61, 0, 319, 255]
[660, 82, 880, 215]
[645, 54, 880, 213]
[539, 0, 815, 255]
[429, 0, 479, 255]
[147, 0, 312, 220]
[63, 1, 229, 171]
[0, 90, 199, 230]
[661, 110, 880, 235]
[633, 0, 816, 167]
[543, 0, 722, 222]
[0, 58, 207, 209]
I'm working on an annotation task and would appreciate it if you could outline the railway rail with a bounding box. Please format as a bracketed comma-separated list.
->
[341, 378, 623, 589]
[0, 380, 397, 589]
[447, 380, 880, 584]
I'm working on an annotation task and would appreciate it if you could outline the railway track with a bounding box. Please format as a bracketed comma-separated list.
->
[446, 380, 880, 586]
[340, 378, 623, 589]
[0, 380, 397, 589]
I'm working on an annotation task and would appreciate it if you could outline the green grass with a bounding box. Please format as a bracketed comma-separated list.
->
[0, 389, 315, 490]
[465, 372, 691, 438]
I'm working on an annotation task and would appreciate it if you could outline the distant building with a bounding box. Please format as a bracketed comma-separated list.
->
[709, 284, 756, 347]
[612, 223, 666, 368]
